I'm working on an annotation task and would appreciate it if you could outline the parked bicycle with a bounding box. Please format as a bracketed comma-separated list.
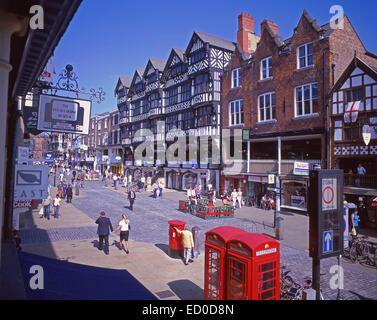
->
[280, 266, 325, 300]
[343, 235, 377, 268]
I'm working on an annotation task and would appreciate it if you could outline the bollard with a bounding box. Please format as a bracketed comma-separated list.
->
[192, 226, 200, 258]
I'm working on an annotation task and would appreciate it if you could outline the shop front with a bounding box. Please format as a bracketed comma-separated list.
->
[222, 175, 246, 195]
[245, 175, 268, 206]
[344, 188, 377, 230]
[182, 172, 195, 190]
[280, 177, 308, 212]
[110, 161, 123, 175]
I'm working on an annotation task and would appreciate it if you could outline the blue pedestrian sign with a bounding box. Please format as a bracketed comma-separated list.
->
[323, 231, 333, 254]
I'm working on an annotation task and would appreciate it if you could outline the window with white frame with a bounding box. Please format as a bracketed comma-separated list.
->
[295, 83, 318, 117]
[260, 57, 272, 80]
[98, 121, 102, 130]
[297, 43, 313, 69]
[229, 100, 244, 126]
[258, 92, 276, 122]
[232, 68, 242, 88]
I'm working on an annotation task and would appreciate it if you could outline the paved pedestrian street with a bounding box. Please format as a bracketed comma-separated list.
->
[19, 181, 377, 300]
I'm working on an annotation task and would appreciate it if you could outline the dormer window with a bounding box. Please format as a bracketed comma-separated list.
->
[135, 82, 145, 92]
[260, 57, 272, 80]
[117, 87, 126, 98]
[297, 43, 313, 69]
[147, 72, 157, 85]
[171, 63, 188, 77]
[232, 68, 242, 88]
[190, 49, 206, 64]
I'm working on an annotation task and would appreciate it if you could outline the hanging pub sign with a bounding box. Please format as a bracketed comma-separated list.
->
[37, 94, 91, 134]
[362, 125, 371, 146]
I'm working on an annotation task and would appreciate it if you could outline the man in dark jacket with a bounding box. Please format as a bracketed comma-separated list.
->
[128, 188, 136, 211]
[95, 211, 113, 255]
[66, 184, 73, 203]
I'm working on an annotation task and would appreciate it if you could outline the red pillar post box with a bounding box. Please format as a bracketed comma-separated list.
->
[226, 233, 280, 300]
[168, 220, 186, 258]
[204, 226, 247, 300]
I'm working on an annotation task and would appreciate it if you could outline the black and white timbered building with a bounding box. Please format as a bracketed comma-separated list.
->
[116, 31, 235, 191]
[329, 56, 377, 230]
[162, 31, 235, 191]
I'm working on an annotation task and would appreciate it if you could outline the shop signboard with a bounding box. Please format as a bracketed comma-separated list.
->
[294, 161, 309, 176]
[13, 165, 49, 200]
[18, 146, 30, 163]
[37, 94, 91, 134]
[242, 129, 250, 141]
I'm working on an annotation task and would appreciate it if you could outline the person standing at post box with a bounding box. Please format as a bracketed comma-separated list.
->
[174, 225, 194, 265]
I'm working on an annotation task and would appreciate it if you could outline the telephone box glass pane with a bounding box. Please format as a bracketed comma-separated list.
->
[207, 249, 220, 300]
[229, 260, 246, 300]
[258, 262, 276, 300]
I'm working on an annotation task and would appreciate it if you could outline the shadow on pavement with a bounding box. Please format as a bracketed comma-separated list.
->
[18, 251, 157, 300]
[168, 279, 203, 300]
[155, 243, 169, 255]
[348, 290, 373, 300]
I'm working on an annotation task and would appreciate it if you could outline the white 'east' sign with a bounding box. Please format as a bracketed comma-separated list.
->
[13, 165, 49, 200]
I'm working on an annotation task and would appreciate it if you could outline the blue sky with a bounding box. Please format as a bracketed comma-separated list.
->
[53, 0, 377, 115]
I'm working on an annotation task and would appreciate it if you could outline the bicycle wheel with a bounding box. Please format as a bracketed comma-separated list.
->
[349, 246, 358, 263]
[360, 243, 369, 262]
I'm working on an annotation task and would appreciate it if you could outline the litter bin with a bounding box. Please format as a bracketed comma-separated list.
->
[168, 220, 186, 258]
[192, 226, 200, 258]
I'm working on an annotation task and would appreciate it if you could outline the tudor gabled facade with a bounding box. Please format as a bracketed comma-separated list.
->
[160, 31, 236, 191]
[329, 56, 377, 230]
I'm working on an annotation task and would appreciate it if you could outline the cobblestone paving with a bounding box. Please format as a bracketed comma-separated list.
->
[20, 226, 98, 244]
[21, 180, 377, 300]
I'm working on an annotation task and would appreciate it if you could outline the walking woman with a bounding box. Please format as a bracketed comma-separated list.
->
[53, 193, 62, 219]
[112, 214, 130, 254]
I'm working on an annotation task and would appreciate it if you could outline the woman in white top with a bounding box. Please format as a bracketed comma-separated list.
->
[112, 214, 130, 254]
[231, 189, 238, 207]
[237, 188, 243, 209]
[53, 194, 62, 219]
[187, 187, 192, 200]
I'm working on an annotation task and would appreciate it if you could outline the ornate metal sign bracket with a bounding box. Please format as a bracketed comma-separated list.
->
[37, 64, 106, 103]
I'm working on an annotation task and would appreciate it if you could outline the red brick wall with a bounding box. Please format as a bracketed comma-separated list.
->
[329, 15, 377, 84]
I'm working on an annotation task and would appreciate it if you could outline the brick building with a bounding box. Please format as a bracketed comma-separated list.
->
[221, 11, 377, 213]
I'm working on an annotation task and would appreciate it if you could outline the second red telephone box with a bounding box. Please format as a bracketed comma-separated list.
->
[204, 226, 247, 300]
[226, 233, 280, 300]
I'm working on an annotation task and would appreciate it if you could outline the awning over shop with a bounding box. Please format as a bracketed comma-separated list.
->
[344, 187, 377, 197]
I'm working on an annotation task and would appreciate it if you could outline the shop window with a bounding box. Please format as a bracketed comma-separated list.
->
[281, 180, 307, 210]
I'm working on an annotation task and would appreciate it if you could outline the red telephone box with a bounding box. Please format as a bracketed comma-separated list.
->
[226, 233, 280, 300]
[204, 226, 247, 300]
[168, 220, 186, 258]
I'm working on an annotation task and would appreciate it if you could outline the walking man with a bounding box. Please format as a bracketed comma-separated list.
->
[128, 187, 136, 211]
[66, 184, 73, 203]
[95, 211, 113, 255]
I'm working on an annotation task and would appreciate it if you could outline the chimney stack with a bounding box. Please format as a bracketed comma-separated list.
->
[237, 12, 259, 54]
[261, 19, 279, 36]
